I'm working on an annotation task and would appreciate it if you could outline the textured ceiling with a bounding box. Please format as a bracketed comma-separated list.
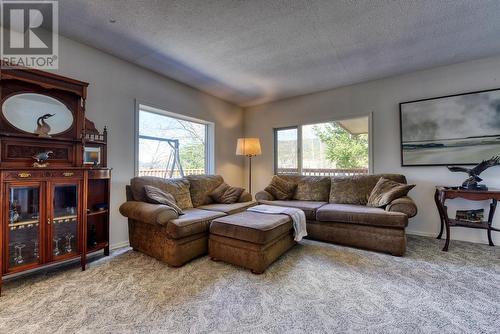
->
[59, 0, 500, 106]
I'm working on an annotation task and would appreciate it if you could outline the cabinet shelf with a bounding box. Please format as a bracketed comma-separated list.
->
[53, 215, 77, 224]
[87, 242, 108, 253]
[87, 209, 108, 217]
[8, 219, 39, 230]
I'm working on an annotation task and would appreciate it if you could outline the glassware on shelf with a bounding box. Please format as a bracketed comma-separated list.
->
[64, 233, 74, 253]
[32, 239, 39, 259]
[53, 237, 61, 256]
[88, 224, 97, 248]
[14, 243, 25, 265]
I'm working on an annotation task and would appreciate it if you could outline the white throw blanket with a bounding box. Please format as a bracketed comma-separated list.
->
[248, 204, 307, 241]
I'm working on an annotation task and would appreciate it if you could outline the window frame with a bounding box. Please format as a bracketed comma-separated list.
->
[134, 101, 215, 177]
[273, 113, 373, 175]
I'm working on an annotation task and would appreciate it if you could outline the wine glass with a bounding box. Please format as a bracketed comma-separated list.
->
[9, 242, 17, 264]
[53, 237, 61, 256]
[14, 243, 25, 265]
[32, 239, 39, 259]
[64, 233, 74, 253]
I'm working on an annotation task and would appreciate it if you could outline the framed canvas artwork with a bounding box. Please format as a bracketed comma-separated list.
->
[400, 88, 500, 166]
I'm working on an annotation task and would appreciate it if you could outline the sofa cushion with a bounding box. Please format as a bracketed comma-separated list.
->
[143, 185, 184, 215]
[264, 176, 297, 200]
[198, 201, 257, 215]
[316, 203, 408, 228]
[258, 200, 327, 220]
[185, 175, 224, 207]
[210, 211, 292, 244]
[293, 176, 331, 201]
[367, 178, 415, 207]
[166, 208, 225, 239]
[119, 201, 179, 225]
[329, 174, 407, 205]
[130, 176, 193, 209]
[209, 182, 245, 204]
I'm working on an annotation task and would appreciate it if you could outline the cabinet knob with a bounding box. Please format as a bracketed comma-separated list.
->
[18, 172, 31, 178]
[47, 218, 51, 225]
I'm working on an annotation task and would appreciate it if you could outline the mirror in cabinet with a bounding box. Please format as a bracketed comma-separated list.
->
[7, 183, 42, 271]
[51, 183, 80, 260]
[2, 93, 74, 137]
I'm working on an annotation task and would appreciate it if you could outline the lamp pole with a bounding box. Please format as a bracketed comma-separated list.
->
[248, 154, 253, 195]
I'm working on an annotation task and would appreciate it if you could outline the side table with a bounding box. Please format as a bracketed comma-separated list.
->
[434, 186, 500, 251]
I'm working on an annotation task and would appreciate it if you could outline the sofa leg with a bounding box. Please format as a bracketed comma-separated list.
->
[251, 269, 264, 275]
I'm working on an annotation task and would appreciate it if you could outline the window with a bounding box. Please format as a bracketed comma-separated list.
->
[136, 104, 214, 178]
[275, 116, 370, 176]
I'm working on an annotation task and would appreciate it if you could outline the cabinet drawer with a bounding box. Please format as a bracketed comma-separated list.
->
[4, 170, 47, 180]
[4, 170, 84, 180]
[88, 169, 111, 179]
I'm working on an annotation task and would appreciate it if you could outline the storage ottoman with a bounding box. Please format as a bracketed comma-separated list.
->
[209, 211, 296, 274]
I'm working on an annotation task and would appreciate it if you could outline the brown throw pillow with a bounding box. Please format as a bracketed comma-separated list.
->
[144, 185, 184, 215]
[264, 175, 297, 200]
[367, 178, 415, 208]
[209, 182, 245, 204]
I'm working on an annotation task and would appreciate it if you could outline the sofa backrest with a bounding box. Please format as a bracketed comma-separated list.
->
[276, 175, 331, 202]
[130, 176, 193, 209]
[185, 174, 224, 207]
[329, 174, 407, 205]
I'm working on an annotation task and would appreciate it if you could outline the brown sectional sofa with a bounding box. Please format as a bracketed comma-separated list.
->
[255, 174, 417, 256]
[120, 173, 417, 272]
[120, 175, 255, 266]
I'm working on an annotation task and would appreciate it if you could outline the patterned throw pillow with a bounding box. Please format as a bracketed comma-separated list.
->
[144, 185, 184, 215]
[367, 178, 415, 208]
[264, 175, 297, 200]
[209, 183, 245, 204]
[130, 177, 193, 209]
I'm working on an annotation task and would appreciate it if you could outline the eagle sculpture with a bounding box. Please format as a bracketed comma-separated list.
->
[447, 156, 500, 190]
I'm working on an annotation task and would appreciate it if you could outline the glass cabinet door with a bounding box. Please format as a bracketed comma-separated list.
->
[7, 184, 41, 270]
[51, 183, 79, 259]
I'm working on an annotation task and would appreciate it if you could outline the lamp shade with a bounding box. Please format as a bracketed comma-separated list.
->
[236, 138, 262, 156]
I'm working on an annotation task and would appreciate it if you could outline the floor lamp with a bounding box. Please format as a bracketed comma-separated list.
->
[236, 138, 262, 195]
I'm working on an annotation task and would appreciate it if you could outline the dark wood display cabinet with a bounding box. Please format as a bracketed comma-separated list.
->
[0, 65, 111, 296]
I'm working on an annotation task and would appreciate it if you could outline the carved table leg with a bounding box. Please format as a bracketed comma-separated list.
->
[443, 214, 451, 252]
[437, 195, 451, 252]
[487, 199, 497, 247]
[435, 189, 445, 239]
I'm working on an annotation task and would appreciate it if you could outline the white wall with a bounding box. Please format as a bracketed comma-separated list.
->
[52, 36, 244, 248]
[244, 56, 500, 245]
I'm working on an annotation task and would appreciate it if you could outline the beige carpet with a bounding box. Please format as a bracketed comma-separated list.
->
[1, 236, 499, 334]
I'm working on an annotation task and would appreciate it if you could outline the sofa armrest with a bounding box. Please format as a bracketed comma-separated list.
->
[255, 190, 274, 202]
[238, 191, 253, 203]
[385, 196, 417, 218]
[119, 201, 179, 226]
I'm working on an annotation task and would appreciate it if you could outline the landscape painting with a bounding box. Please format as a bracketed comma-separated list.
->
[400, 88, 500, 166]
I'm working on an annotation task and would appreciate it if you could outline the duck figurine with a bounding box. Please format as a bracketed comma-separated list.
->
[32, 150, 53, 167]
[34, 113, 55, 137]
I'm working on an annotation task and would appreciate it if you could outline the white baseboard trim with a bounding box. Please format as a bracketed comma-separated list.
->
[110, 241, 130, 250]
[406, 230, 436, 238]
